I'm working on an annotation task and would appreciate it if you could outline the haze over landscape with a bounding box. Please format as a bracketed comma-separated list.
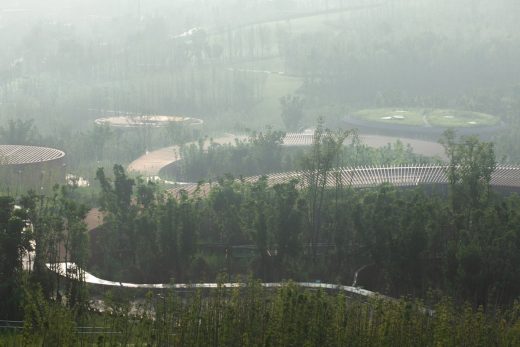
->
[1, 0, 520, 345]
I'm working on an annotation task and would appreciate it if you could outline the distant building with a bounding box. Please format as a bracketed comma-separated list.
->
[94, 114, 203, 128]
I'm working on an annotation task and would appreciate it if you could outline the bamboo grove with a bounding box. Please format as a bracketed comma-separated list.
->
[6, 282, 520, 346]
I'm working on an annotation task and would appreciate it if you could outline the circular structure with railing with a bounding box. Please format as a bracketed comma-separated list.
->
[0, 145, 65, 164]
[95, 114, 203, 128]
[0, 145, 66, 193]
[344, 108, 504, 138]
[167, 165, 520, 197]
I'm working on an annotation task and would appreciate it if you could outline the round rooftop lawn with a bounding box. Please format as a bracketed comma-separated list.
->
[351, 108, 500, 128]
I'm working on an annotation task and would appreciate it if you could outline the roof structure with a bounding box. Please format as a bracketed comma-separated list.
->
[95, 114, 203, 128]
[168, 165, 520, 196]
[282, 132, 315, 146]
[0, 145, 65, 165]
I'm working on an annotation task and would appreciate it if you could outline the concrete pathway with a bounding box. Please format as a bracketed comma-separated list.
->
[128, 132, 445, 177]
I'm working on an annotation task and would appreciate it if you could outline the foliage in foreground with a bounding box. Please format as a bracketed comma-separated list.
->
[3, 283, 520, 346]
[88, 130, 515, 309]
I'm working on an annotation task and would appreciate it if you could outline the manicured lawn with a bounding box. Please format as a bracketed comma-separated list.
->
[352, 108, 500, 128]
[246, 72, 301, 128]
[352, 108, 426, 126]
[427, 109, 499, 127]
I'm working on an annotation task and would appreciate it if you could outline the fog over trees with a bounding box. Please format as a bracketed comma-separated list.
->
[1, 0, 520, 345]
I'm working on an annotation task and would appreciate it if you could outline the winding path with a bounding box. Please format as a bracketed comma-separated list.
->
[126, 131, 520, 198]
[127, 132, 446, 176]
[128, 133, 246, 176]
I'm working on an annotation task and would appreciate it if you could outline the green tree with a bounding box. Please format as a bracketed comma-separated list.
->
[271, 180, 303, 279]
[280, 94, 305, 131]
[58, 186, 89, 310]
[439, 129, 496, 230]
[0, 119, 40, 145]
[177, 195, 197, 280]
[88, 124, 113, 161]
[300, 119, 353, 261]
[96, 165, 137, 278]
[157, 198, 179, 279]
[0, 196, 31, 319]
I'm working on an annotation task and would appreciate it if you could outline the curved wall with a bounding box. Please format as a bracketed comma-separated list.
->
[0, 145, 66, 194]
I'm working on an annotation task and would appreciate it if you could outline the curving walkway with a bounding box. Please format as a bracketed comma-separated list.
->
[127, 133, 247, 176]
[128, 132, 446, 177]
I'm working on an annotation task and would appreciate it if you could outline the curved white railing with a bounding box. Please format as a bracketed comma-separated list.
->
[46, 262, 382, 299]
[169, 165, 520, 196]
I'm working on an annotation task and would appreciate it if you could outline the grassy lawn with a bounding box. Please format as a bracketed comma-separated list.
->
[222, 56, 302, 129]
[204, 9, 353, 130]
[205, 68, 301, 131]
[352, 108, 426, 126]
[352, 108, 500, 128]
[246, 72, 301, 128]
[427, 109, 499, 127]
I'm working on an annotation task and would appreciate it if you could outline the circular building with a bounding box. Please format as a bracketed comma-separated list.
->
[0, 145, 66, 194]
[95, 114, 203, 128]
[344, 108, 504, 138]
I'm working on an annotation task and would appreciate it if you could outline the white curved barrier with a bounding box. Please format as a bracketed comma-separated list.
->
[169, 165, 520, 196]
[46, 262, 381, 298]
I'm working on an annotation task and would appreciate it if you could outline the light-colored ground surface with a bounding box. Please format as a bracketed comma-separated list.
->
[127, 133, 247, 176]
[85, 208, 104, 231]
[95, 114, 203, 128]
[359, 134, 445, 158]
[128, 145, 181, 176]
[352, 108, 500, 128]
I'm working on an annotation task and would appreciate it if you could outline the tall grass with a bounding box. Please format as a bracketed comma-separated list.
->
[4, 282, 520, 346]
